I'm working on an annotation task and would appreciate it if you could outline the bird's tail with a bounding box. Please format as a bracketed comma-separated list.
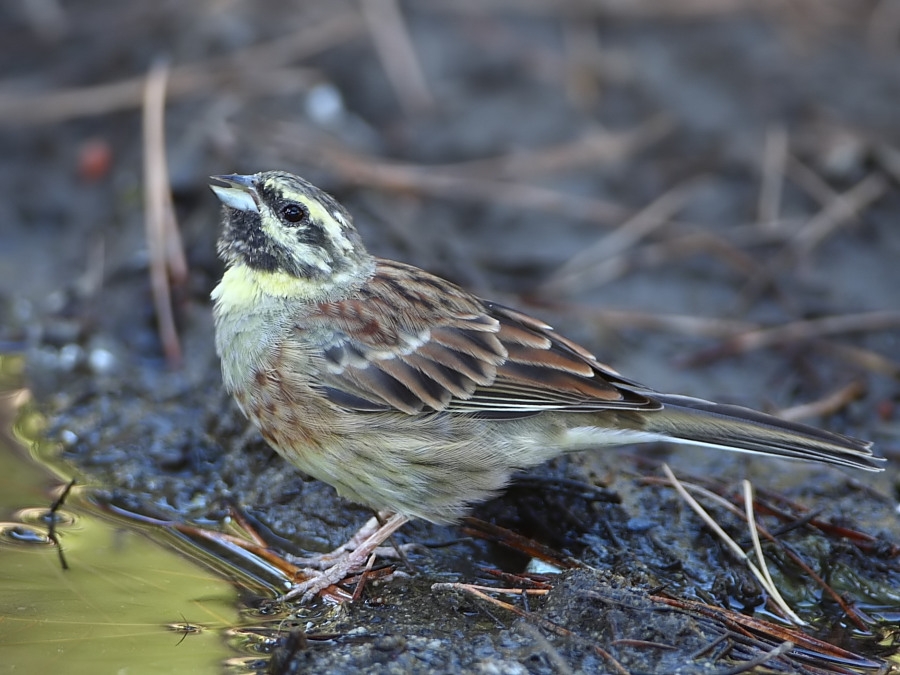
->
[642, 393, 883, 471]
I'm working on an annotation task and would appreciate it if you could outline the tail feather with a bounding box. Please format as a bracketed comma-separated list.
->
[643, 393, 882, 472]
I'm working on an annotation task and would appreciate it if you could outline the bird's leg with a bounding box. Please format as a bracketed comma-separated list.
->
[287, 512, 386, 568]
[286, 510, 420, 569]
[281, 512, 410, 603]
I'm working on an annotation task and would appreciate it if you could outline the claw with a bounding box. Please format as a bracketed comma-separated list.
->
[278, 512, 411, 603]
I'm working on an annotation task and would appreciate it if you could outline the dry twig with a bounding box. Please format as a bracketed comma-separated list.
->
[142, 61, 184, 367]
[426, 115, 673, 179]
[787, 154, 842, 206]
[558, 305, 756, 338]
[277, 132, 630, 223]
[432, 582, 630, 675]
[662, 465, 805, 625]
[791, 172, 887, 256]
[421, 0, 757, 19]
[776, 380, 866, 422]
[649, 593, 880, 669]
[543, 176, 707, 294]
[685, 310, 900, 364]
[0, 13, 363, 125]
[815, 342, 900, 379]
[758, 125, 788, 231]
[642, 472, 876, 629]
[360, 0, 434, 113]
[462, 517, 589, 570]
[543, 224, 768, 294]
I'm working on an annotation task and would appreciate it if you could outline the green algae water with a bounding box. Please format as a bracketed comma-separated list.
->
[0, 354, 241, 674]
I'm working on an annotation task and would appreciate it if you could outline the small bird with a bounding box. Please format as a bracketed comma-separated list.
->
[210, 171, 882, 601]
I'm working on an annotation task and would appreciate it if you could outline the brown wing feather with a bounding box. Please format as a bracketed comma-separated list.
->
[449, 302, 657, 413]
[304, 259, 659, 416]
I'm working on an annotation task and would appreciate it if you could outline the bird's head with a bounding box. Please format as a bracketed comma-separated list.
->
[211, 171, 373, 298]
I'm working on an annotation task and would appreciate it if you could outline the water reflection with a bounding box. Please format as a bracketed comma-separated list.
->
[0, 354, 242, 674]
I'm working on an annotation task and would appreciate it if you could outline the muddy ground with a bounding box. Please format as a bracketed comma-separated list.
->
[2, 1, 900, 673]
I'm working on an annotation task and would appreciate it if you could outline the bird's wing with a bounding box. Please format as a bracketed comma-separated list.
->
[303, 260, 659, 417]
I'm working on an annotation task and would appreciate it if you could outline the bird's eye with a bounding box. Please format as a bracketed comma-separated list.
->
[280, 203, 307, 224]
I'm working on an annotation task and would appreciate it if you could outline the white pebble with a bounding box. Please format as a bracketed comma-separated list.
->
[88, 348, 116, 374]
[306, 83, 344, 125]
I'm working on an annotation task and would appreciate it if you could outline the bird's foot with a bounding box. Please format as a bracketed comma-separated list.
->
[280, 512, 410, 603]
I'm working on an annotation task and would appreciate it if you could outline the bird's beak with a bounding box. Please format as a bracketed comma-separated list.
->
[210, 174, 259, 213]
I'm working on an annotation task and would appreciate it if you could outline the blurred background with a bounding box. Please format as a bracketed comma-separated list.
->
[3, 1, 899, 388]
[1, 1, 899, 673]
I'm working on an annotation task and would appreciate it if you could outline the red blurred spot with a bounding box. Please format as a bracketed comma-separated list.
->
[78, 138, 112, 181]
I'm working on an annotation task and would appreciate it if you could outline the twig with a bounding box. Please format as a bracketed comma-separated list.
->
[741, 480, 787, 624]
[710, 640, 793, 675]
[432, 583, 630, 675]
[0, 13, 363, 124]
[434, 583, 548, 597]
[272, 116, 671, 230]
[650, 594, 880, 669]
[543, 176, 707, 294]
[557, 304, 756, 338]
[351, 550, 379, 603]
[642, 474, 876, 629]
[281, 133, 630, 223]
[542, 227, 763, 293]
[686, 310, 900, 364]
[874, 142, 900, 184]
[142, 61, 183, 367]
[786, 154, 841, 207]
[776, 380, 866, 422]
[461, 517, 588, 570]
[425, 115, 673, 179]
[360, 0, 434, 113]
[662, 465, 806, 625]
[791, 172, 887, 256]
[420, 0, 758, 19]
[758, 125, 787, 231]
[815, 341, 900, 379]
[47, 479, 76, 571]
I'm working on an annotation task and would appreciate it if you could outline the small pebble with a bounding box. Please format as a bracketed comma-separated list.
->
[59, 429, 78, 446]
[88, 348, 116, 374]
[306, 83, 344, 125]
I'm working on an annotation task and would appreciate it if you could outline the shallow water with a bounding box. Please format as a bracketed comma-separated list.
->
[0, 355, 242, 674]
